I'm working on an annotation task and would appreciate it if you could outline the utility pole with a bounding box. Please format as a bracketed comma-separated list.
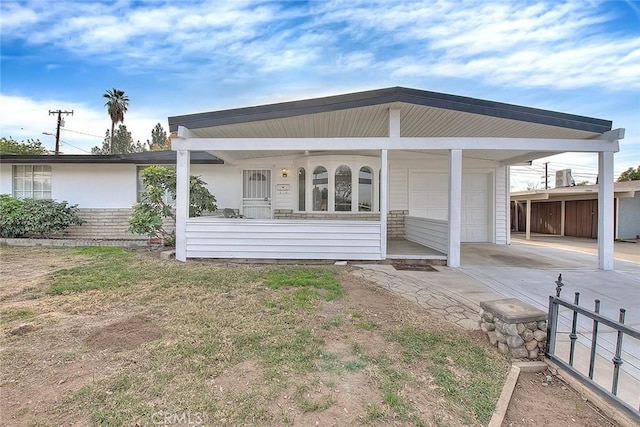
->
[49, 110, 74, 155]
[542, 161, 550, 189]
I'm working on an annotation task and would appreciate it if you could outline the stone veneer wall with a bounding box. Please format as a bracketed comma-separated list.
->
[479, 299, 547, 360]
[61, 208, 176, 240]
[273, 209, 407, 239]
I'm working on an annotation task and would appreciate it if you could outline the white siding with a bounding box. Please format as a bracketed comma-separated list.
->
[409, 172, 448, 219]
[389, 167, 408, 210]
[185, 218, 382, 260]
[191, 164, 240, 210]
[0, 163, 11, 195]
[405, 216, 448, 254]
[495, 166, 508, 244]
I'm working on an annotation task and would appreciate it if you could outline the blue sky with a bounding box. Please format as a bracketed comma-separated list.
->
[1, 0, 638, 189]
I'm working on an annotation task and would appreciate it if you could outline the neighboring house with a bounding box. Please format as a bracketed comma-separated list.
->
[167, 86, 623, 269]
[0, 151, 223, 240]
[511, 181, 640, 240]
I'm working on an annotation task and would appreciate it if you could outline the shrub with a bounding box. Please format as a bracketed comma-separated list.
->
[128, 166, 216, 244]
[0, 195, 84, 238]
[0, 195, 26, 237]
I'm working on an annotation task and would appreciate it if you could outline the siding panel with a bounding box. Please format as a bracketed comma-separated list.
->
[185, 219, 382, 260]
[405, 216, 448, 254]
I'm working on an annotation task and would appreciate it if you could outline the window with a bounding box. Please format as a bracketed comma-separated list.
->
[358, 167, 373, 211]
[13, 165, 51, 199]
[298, 167, 305, 211]
[334, 165, 352, 211]
[312, 166, 328, 211]
[137, 166, 174, 204]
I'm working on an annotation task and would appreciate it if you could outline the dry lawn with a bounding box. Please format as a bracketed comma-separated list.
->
[0, 246, 510, 426]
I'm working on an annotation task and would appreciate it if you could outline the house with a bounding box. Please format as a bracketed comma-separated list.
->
[0, 151, 223, 240]
[167, 87, 623, 269]
[511, 181, 640, 240]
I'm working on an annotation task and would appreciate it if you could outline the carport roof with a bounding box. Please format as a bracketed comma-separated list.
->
[0, 150, 223, 164]
[168, 86, 613, 136]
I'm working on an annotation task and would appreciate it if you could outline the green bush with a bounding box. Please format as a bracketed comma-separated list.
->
[0, 195, 84, 238]
[0, 195, 26, 237]
[128, 166, 216, 245]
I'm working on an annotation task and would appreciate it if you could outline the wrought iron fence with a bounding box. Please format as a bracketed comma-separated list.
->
[546, 274, 640, 421]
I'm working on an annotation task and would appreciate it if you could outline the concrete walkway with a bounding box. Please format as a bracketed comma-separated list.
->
[352, 234, 640, 410]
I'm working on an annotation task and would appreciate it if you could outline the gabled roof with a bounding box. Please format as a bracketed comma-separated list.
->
[0, 150, 223, 164]
[168, 86, 612, 134]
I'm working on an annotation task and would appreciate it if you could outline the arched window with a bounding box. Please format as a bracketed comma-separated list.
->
[358, 167, 373, 211]
[312, 166, 328, 211]
[335, 165, 352, 211]
[298, 167, 305, 211]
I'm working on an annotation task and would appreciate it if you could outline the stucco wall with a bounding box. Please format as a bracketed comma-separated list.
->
[618, 193, 640, 239]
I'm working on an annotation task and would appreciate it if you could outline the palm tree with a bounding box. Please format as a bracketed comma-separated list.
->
[103, 88, 129, 154]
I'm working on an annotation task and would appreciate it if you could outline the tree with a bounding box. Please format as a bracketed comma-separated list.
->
[128, 166, 217, 244]
[91, 125, 147, 154]
[0, 137, 48, 155]
[103, 88, 129, 154]
[148, 123, 171, 151]
[617, 165, 640, 182]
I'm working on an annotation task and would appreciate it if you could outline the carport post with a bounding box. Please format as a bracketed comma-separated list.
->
[448, 149, 462, 267]
[525, 199, 531, 240]
[597, 151, 614, 270]
[175, 150, 191, 262]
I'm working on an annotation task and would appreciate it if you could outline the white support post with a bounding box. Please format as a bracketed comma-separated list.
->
[525, 199, 531, 241]
[175, 150, 191, 262]
[598, 151, 614, 270]
[505, 166, 511, 245]
[560, 200, 566, 236]
[380, 149, 388, 259]
[448, 149, 462, 267]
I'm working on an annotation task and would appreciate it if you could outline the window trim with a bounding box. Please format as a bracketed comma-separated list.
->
[12, 165, 52, 199]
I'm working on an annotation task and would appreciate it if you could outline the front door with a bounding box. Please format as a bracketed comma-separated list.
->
[242, 169, 272, 218]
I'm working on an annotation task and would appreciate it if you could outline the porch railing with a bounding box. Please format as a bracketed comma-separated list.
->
[546, 274, 640, 421]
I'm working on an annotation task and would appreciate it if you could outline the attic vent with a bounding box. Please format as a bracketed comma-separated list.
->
[555, 169, 575, 188]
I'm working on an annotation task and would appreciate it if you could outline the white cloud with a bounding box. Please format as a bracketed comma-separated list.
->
[0, 94, 166, 154]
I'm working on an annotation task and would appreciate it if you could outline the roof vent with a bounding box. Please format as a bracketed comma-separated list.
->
[555, 169, 575, 188]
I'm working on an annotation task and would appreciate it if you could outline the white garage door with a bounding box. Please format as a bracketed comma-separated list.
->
[408, 171, 491, 242]
[462, 173, 490, 242]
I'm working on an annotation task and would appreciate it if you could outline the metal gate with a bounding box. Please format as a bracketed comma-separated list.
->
[547, 274, 640, 421]
[242, 169, 271, 219]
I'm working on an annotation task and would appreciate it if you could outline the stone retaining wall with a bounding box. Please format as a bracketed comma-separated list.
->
[480, 298, 547, 360]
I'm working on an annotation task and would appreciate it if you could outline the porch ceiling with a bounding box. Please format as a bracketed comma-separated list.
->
[187, 102, 601, 140]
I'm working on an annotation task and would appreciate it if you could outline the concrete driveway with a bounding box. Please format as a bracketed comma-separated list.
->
[460, 235, 640, 409]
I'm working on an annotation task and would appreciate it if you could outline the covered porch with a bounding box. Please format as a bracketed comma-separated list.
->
[169, 87, 622, 269]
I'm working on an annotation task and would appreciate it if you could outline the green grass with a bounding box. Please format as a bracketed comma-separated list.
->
[389, 327, 507, 423]
[1, 246, 509, 426]
[0, 307, 37, 323]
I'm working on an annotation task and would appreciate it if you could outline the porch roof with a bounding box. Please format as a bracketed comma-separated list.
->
[168, 87, 620, 165]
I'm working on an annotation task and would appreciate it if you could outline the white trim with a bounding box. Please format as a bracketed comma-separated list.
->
[447, 149, 462, 267]
[172, 136, 620, 153]
[175, 150, 190, 262]
[598, 151, 614, 270]
[380, 149, 388, 258]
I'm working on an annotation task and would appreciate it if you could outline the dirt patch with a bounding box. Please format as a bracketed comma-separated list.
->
[504, 370, 620, 426]
[84, 315, 163, 352]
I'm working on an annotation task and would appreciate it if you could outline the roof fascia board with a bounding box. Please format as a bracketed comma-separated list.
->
[168, 87, 613, 134]
[171, 136, 619, 153]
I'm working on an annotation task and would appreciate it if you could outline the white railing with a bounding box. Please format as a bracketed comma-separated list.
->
[185, 218, 383, 260]
[405, 216, 448, 254]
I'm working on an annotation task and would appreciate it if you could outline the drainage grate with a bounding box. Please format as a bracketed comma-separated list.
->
[391, 262, 438, 272]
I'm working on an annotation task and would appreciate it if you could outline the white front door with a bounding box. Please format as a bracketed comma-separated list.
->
[242, 169, 272, 218]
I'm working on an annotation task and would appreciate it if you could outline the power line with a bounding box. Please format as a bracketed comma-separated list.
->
[62, 128, 105, 139]
[58, 138, 91, 154]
